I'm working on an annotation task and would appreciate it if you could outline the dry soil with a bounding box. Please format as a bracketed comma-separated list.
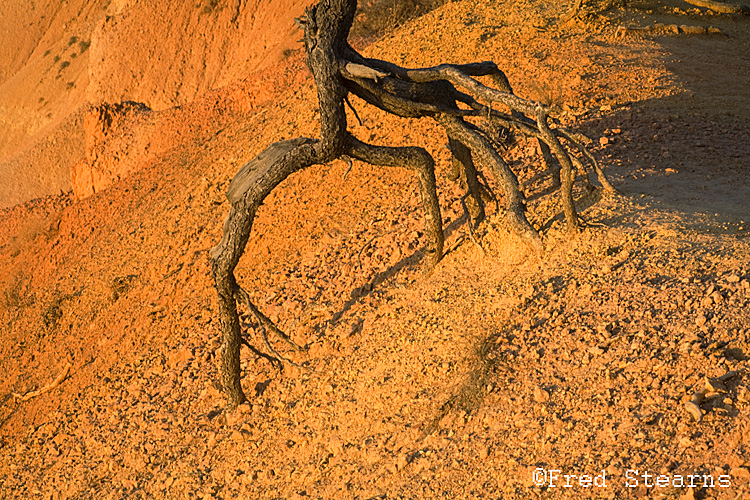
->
[1, 1, 750, 499]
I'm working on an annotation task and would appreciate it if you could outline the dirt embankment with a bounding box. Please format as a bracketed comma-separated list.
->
[0, 0, 312, 209]
[1, 1, 750, 499]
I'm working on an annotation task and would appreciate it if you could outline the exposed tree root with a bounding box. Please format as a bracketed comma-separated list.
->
[616, 23, 723, 36]
[683, 0, 750, 14]
[572, 0, 749, 19]
[210, 0, 614, 408]
[461, 195, 488, 256]
[13, 362, 72, 402]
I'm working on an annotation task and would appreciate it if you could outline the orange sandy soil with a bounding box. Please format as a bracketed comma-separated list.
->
[2, 1, 750, 499]
[0, 0, 313, 208]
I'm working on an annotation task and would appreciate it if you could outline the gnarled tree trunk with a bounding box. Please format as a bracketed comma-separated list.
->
[210, 0, 614, 408]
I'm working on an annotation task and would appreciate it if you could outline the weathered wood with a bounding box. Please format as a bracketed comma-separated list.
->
[535, 109, 579, 233]
[210, 139, 321, 408]
[683, 0, 749, 14]
[447, 136, 485, 227]
[211, 0, 613, 408]
[12, 362, 72, 402]
[345, 134, 444, 268]
[350, 59, 546, 116]
[437, 114, 543, 251]
[343, 62, 389, 81]
[226, 138, 316, 204]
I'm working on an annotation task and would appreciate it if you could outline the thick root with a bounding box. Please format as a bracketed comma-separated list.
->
[211, 0, 614, 410]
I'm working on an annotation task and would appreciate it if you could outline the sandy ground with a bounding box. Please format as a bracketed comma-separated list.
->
[1, 1, 750, 499]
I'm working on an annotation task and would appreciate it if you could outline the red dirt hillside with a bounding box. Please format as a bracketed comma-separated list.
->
[2, 1, 750, 499]
[0, 0, 312, 209]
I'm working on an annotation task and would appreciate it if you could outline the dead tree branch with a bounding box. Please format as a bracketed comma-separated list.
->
[13, 362, 72, 402]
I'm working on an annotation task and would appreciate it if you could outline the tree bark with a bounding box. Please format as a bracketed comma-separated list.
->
[210, 0, 613, 408]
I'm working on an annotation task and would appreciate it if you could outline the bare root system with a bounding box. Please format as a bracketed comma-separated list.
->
[210, 0, 615, 408]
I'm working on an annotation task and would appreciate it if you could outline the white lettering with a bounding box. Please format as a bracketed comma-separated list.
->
[563, 474, 576, 488]
[548, 469, 561, 488]
[688, 474, 700, 488]
[594, 470, 607, 488]
[625, 470, 639, 487]
[718, 475, 731, 487]
[641, 470, 653, 488]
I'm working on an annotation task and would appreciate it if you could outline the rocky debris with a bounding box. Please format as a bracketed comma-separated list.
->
[1, 0, 750, 499]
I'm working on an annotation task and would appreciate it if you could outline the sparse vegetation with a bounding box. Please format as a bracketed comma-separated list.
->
[40, 291, 80, 336]
[353, 0, 448, 36]
[68, 35, 79, 47]
[41, 295, 64, 333]
[111, 275, 138, 301]
[59, 60, 70, 71]
[1, 272, 29, 312]
[425, 339, 492, 435]
[201, 0, 221, 14]
[78, 40, 91, 53]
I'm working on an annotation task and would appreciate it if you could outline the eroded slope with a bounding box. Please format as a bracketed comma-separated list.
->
[1, 1, 749, 499]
